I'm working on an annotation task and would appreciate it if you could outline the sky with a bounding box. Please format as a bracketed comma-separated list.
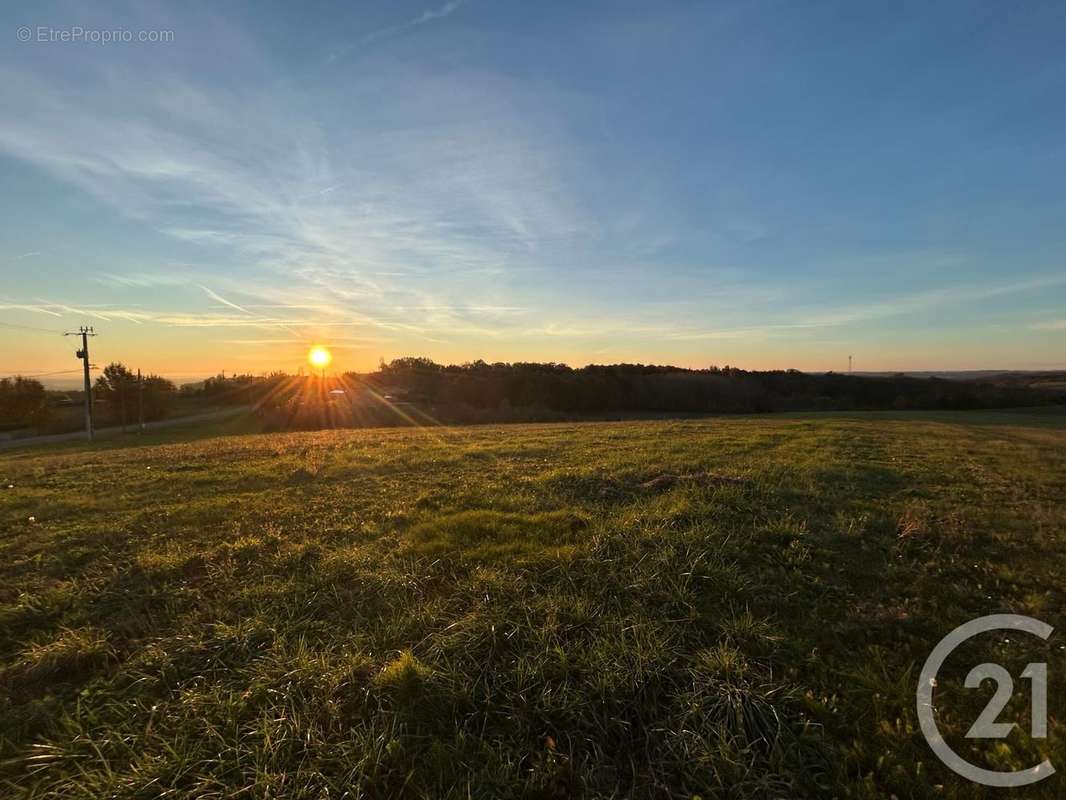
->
[2, 0, 1066, 385]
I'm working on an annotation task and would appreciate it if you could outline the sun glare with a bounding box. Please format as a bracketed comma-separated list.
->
[308, 345, 332, 369]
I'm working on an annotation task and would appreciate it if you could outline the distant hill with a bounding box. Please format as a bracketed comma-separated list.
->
[854, 369, 1066, 380]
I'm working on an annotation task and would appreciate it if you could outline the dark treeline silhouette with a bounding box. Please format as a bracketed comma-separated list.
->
[0, 364, 177, 436]
[367, 358, 1057, 416]
[94, 362, 177, 428]
[0, 376, 50, 432]
[182, 358, 1063, 431]
[186, 372, 292, 406]
[6, 360, 1060, 437]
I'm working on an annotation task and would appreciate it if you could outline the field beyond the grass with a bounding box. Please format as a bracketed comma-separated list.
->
[1, 410, 1064, 798]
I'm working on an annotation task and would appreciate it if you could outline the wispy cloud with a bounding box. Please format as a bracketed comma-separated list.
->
[0, 302, 62, 317]
[0, 55, 593, 346]
[798, 273, 1066, 329]
[33, 301, 114, 322]
[2, 251, 42, 269]
[3, 8, 1063, 374]
[9, 269, 1066, 352]
[200, 285, 252, 315]
[359, 0, 467, 46]
[663, 273, 1066, 342]
[413, 0, 467, 26]
[1032, 319, 1066, 331]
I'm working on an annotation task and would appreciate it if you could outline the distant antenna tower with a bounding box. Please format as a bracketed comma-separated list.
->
[848, 355, 853, 374]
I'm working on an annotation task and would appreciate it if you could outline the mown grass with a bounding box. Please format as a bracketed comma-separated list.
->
[1, 409, 1064, 798]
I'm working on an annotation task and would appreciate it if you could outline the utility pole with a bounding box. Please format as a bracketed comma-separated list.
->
[848, 354, 853, 374]
[65, 326, 96, 442]
[138, 369, 145, 432]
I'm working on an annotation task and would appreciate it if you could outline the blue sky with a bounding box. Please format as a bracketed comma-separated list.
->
[2, 0, 1065, 382]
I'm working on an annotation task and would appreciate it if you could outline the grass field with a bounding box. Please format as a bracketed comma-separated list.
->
[1, 409, 1064, 798]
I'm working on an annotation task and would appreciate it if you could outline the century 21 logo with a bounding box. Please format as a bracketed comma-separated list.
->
[917, 614, 1054, 788]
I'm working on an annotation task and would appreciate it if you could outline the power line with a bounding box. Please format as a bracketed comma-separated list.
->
[2, 368, 87, 379]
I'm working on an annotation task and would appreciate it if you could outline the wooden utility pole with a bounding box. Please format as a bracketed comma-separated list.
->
[138, 369, 145, 432]
[65, 326, 96, 441]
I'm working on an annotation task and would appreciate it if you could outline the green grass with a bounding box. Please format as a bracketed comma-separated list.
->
[1, 409, 1064, 798]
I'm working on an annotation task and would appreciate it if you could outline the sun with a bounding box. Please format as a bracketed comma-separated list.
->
[308, 345, 332, 369]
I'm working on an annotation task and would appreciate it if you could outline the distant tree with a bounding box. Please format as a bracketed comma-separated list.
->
[198, 372, 281, 405]
[0, 376, 50, 431]
[95, 363, 137, 427]
[141, 374, 177, 420]
[94, 364, 176, 425]
[383, 357, 443, 373]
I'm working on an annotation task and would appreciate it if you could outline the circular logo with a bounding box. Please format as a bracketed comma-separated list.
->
[917, 614, 1055, 787]
[17, 26, 32, 42]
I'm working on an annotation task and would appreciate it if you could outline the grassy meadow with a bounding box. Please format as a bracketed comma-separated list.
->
[1, 409, 1064, 798]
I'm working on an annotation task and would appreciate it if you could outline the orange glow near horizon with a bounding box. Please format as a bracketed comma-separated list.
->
[308, 345, 332, 370]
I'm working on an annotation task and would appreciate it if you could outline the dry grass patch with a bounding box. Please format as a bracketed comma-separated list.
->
[406, 509, 589, 561]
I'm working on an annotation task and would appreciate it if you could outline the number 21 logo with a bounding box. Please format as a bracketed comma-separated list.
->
[965, 661, 1047, 739]
[917, 614, 1055, 788]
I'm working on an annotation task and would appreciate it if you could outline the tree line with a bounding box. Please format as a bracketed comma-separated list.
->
[367, 358, 1054, 415]
[0, 377, 50, 432]
[93, 363, 177, 428]
[0, 363, 176, 435]
[182, 358, 1061, 432]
